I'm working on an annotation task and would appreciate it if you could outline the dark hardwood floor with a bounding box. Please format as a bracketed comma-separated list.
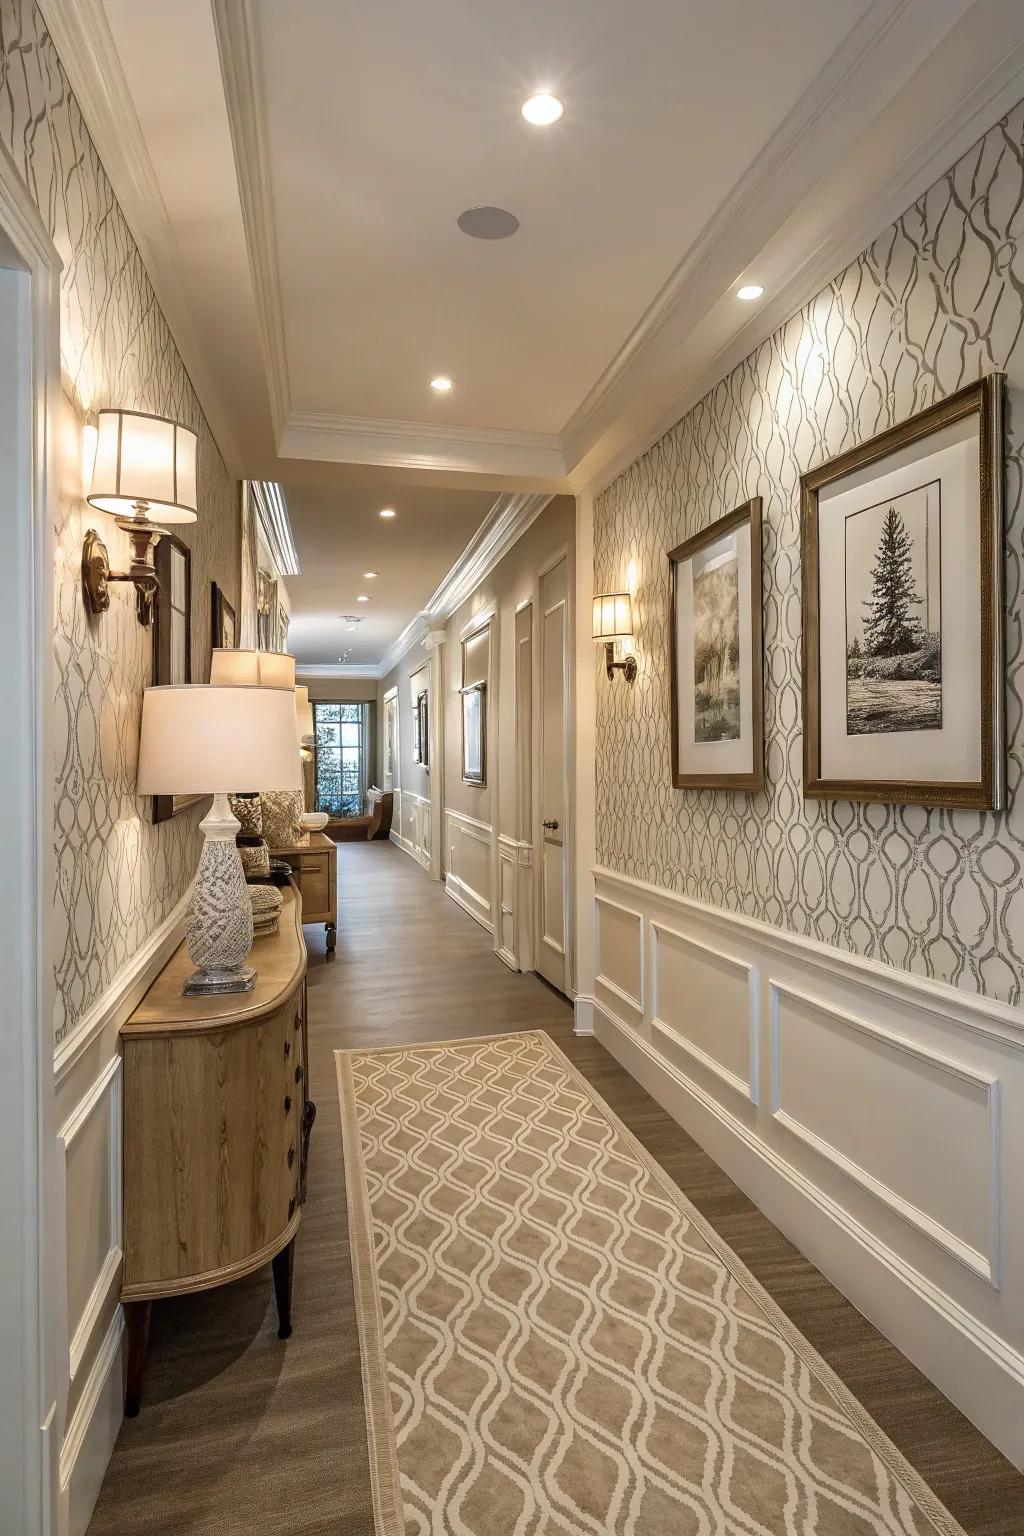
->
[88, 840, 1024, 1535]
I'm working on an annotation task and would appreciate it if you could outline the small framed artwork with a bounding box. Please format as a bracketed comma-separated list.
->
[461, 682, 486, 785]
[152, 534, 201, 823]
[669, 498, 764, 790]
[211, 581, 236, 650]
[414, 688, 429, 767]
[801, 373, 1004, 809]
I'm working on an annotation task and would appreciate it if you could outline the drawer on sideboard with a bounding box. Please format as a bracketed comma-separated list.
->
[298, 853, 330, 916]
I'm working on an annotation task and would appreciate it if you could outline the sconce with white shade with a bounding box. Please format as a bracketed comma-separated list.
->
[210, 649, 308, 743]
[592, 592, 637, 682]
[136, 684, 301, 995]
[82, 408, 198, 625]
[294, 684, 314, 747]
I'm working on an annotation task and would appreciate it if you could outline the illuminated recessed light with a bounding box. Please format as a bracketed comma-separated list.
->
[430, 376, 454, 393]
[363, 570, 378, 579]
[357, 594, 369, 602]
[379, 507, 396, 519]
[737, 284, 764, 302]
[521, 92, 563, 127]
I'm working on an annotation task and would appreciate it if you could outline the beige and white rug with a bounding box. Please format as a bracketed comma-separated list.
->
[337, 1030, 965, 1536]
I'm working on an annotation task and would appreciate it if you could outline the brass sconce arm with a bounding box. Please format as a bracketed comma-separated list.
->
[603, 641, 638, 682]
[82, 519, 163, 627]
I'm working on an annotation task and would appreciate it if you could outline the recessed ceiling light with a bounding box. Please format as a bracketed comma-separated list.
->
[363, 570, 378, 578]
[430, 376, 454, 393]
[737, 284, 764, 301]
[357, 594, 369, 602]
[379, 507, 396, 519]
[458, 206, 520, 240]
[521, 92, 563, 126]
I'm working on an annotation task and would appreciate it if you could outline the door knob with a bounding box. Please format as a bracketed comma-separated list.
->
[542, 819, 559, 831]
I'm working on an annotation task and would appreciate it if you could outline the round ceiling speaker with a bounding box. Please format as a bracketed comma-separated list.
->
[457, 206, 520, 240]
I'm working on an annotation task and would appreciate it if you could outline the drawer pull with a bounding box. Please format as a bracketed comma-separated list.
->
[284, 1095, 292, 1115]
[287, 1144, 295, 1169]
[284, 1039, 291, 1059]
[288, 1196, 296, 1220]
[295, 1064, 304, 1085]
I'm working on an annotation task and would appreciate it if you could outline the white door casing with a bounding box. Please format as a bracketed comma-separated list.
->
[0, 139, 62, 1536]
[537, 556, 569, 992]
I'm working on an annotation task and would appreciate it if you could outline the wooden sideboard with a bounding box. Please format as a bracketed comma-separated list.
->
[120, 885, 312, 1415]
[269, 831, 337, 952]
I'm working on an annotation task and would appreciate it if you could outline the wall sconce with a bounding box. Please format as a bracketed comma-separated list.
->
[210, 648, 311, 747]
[82, 409, 198, 626]
[592, 592, 637, 681]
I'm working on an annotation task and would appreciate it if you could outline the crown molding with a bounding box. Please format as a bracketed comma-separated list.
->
[211, 0, 291, 441]
[279, 409, 567, 482]
[37, 0, 244, 475]
[555, 0, 927, 454]
[298, 490, 552, 681]
[295, 664, 380, 680]
[574, 11, 1024, 498]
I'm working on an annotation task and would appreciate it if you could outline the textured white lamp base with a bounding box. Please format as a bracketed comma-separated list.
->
[183, 791, 257, 996]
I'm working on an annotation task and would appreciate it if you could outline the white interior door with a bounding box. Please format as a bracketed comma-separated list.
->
[537, 557, 569, 992]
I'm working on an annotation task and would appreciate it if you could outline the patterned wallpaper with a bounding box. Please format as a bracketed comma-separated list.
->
[595, 103, 1024, 1005]
[0, 0, 241, 1043]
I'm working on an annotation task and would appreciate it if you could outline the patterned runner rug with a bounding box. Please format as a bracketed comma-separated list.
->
[336, 1031, 965, 1536]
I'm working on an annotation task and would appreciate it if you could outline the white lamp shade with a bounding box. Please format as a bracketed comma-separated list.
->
[295, 684, 314, 742]
[259, 651, 296, 688]
[87, 409, 198, 523]
[137, 686, 303, 795]
[210, 648, 259, 685]
[592, 592, 633, 641]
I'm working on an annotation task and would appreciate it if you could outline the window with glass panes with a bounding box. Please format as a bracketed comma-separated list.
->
[313, 702, 365, 816]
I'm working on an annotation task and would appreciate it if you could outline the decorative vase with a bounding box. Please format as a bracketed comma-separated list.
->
[184, 793, 256, 994]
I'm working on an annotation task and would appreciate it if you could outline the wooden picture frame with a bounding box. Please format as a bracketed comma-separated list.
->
[151, 534, 199, 823]
[211, 581, 236, 650]
[669, 498, 764, 790]
[414, 688, 429, 768]
[801, 373, 1004, 810]
[461, 681, 486, 785]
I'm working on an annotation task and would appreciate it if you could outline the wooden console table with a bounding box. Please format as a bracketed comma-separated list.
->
[269, 831, 337, 952]
[120, 885, 312, 1415]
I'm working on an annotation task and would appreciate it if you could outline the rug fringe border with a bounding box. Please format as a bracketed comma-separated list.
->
[335, 1028, 970, 1536]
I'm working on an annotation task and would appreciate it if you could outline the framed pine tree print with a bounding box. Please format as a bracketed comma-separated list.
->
[801, 374, 1004, 809]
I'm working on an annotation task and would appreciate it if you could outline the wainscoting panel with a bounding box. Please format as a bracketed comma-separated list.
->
[594, 894, 643, 1027]
[653, 922, 758, 1105]
[591, 865, 1024, 1469]
[770, 981, 998, 1284]
[393, 790, 430, 871]
[444, 809, 494, 931]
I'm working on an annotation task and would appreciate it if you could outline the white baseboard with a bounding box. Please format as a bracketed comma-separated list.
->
[58, 1306, 123, 1536]
[594, 1000, 1024, 1470]
[444, 872, 495, 934]
[573, 995, 596, 1035]
[390, 826, 429, 869]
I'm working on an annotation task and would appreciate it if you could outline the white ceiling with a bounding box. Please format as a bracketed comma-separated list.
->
[43, 0, 1024, 670]
[262, 0, 867, 435]
[282, 479, 495, 667]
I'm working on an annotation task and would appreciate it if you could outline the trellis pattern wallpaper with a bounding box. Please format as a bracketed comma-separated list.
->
[595, 102, 1024, 1005]
[0, 0, 241, 1044]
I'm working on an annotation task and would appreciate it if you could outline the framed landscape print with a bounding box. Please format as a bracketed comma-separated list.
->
[669, 498, 764, 790]
[152, 535, 200, 823]
[801, 373, 1004, 809]
[461, 681, 486, 785]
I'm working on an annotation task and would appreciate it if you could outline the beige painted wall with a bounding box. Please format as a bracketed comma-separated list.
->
[443, 496, 575, 836]
[379, 649, 431, 803]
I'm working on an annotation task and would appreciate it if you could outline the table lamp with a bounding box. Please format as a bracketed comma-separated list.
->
[137, 685, 302, 995]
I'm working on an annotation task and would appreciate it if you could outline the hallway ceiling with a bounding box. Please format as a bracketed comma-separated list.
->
[42, 0, 1024, 670]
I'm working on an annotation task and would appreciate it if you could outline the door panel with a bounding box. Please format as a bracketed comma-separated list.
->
[538, 558, 568, 991]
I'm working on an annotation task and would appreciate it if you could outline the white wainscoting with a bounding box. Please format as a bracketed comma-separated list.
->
[391, 788, 430, 871]
[497, 835, 533, 970]
[590, 864, 1024, 1470]
[54, 889, 189, 1536]
[444, 808, 494, 932]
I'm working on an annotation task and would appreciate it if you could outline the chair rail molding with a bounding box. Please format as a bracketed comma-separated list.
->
[589, 863, 1024, 1470]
